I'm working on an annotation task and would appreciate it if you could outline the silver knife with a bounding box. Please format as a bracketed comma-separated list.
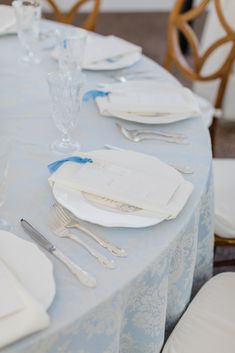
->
[21, 219, 97, 288]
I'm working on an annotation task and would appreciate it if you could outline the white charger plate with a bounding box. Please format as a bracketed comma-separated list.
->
[51, 49, 142, 71]
[0, 231, 55, 310]
[51, 150, 193, 228]
[105, 109, 199, 124]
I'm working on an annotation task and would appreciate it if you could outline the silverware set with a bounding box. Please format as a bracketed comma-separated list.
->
[116, 122, 189, 145]
[21, 218, 97, 288]
[21, 203, 127, 288]
[113, 122, 194, 174]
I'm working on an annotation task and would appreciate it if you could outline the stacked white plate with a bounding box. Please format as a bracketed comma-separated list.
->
[96, 80, 201, 124]
[49, 150, 193, 228]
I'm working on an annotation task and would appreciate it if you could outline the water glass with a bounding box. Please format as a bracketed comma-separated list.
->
[0, 139, 10, 230]
[13, 0, 41, 64]
[47, 71, 85, 154]
[57, 28, 87, 75]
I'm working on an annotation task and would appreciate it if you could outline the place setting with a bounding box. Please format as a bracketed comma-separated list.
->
[0, 1, 220, 352]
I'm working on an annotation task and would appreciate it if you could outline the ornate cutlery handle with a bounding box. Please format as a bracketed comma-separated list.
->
[73, 223, 127, 257]
[67, 233, 116, 269]
[136, 129, 186, 139]
[140, 133, 189, 144]
[53, 249, 97, 288]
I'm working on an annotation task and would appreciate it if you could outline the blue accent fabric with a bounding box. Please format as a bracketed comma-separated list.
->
[83, 90, 110, 102]
[48, 156, 93, 173]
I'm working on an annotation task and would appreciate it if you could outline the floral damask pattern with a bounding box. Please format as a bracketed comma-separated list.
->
[11, 174, 214, 353]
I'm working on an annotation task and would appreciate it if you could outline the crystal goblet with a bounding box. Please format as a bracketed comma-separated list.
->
[13, 0, 41, 64]
[47, 71, 85, 154]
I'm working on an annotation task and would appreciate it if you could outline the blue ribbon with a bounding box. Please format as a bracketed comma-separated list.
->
[106, 58, 114, 63]
[83, 90, 110, 102]
[48, 156, 93, 174]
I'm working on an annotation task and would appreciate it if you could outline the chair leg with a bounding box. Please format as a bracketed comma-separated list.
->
[214, 259, 235, 267]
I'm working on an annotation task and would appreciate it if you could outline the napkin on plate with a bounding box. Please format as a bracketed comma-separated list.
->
[0, 5, 16, 36]
[84, 35, 142, 66]
[0, 258, 49, 349]
[52, 34, 142, 67]
[49, 150, 192, 219]
[96, 80, 201, 119]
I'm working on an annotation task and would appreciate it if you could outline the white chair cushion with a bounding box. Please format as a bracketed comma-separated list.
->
[162, 273, 235, 353]
[213, 159, 235, 238]
[194, 93, 214, 127]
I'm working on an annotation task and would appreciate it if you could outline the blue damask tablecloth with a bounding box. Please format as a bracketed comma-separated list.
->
[0, 21, 214, 353]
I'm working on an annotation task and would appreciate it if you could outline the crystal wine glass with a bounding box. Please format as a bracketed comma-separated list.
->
[47, 71, 85, 154]
[13, 0, 41, 64]
[0, 139, 10, 230]
[56, 28, 87, 75]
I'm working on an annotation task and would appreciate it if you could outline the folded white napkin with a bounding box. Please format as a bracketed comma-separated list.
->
[49, 150, 192, 219]
[97, 81, 201, 118]
[84, 35, 142, 65]
[0, 259, 49, 349]
[0, 5, 16, 36]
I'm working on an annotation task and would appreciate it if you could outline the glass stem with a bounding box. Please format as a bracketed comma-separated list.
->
[61, 132, 71, 146]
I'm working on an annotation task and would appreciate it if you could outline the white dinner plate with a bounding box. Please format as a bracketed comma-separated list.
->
[0, 231, 56, 310]
[51, 49, 142, 71]
[51, 150, 193, 228]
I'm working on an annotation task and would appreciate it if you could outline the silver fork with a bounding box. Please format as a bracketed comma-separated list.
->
[49, 206, 116, 269]
[116, 122, 189, 145]
[52, 203, 127, 257]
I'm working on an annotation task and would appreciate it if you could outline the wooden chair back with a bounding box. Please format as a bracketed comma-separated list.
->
[164, 0, 235, 110]
[46, 0, 101, 31]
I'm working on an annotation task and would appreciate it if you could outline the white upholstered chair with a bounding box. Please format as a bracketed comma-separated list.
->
[162, 272, 235, 353]
[214, 159, 235, 266]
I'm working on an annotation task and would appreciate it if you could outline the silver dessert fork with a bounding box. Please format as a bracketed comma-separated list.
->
[49, 206, 116, 269]
[52, 203, 127, 257]
[116, 122, 189, 144]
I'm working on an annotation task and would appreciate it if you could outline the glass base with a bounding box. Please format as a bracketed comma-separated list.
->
[51, 140, 81, 155]
[0, 218, 11, 231]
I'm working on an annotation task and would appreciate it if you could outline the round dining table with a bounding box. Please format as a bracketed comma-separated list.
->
[0, 20, 214, 353]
